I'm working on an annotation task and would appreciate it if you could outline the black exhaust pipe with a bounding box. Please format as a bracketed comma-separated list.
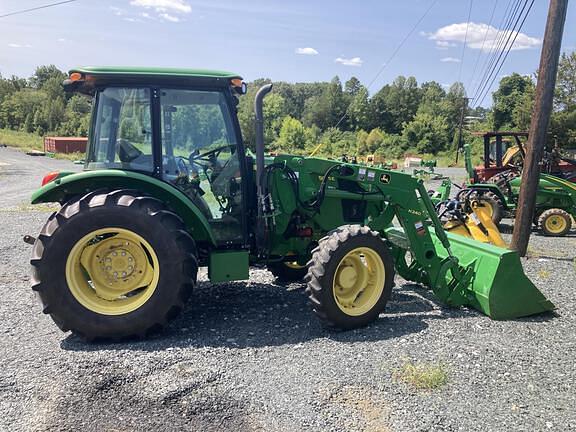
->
[254, 83, 273, 254]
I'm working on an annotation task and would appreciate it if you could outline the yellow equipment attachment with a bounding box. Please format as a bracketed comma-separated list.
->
[442, 199, 507, 248]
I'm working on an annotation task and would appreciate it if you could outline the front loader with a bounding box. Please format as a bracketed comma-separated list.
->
[28, 67, 554, 340]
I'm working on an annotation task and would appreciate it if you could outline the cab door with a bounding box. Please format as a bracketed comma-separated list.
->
[158, 88, 246, 245]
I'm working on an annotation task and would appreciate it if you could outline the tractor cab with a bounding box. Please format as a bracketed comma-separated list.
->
[66, 67, 250, 245]
[470, 131, 527, 183]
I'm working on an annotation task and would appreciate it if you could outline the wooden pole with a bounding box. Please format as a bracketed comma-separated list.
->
[510, 0, 568, 256]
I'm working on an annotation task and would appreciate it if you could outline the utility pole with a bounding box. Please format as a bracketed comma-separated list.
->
[455, 97, 472, 164]
[510, 0, 568, 256]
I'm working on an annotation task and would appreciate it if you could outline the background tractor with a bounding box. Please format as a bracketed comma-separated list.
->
[28, 67, 554, 340]
[461, 142, 576, 235]
[468, 131, 576, 184]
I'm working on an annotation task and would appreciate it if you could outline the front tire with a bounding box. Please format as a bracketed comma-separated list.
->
[31, 190, 198, 340]
[538, 208, 572, 236]
[305, 225, 395, 330]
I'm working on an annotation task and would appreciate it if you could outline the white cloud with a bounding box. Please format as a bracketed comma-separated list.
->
[130, 0, 191, 14]
[159, 13, 179, 22]
[295, 47, 319, 55]
[110, 6, 124, 16]
[440, 57, 461, 63]
[7, 43, 32, 48]
[335, 56, 363, 67]
[426, 22, 541, 52]
[435, 40, 457, 50]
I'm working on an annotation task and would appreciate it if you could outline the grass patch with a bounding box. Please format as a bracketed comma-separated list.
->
[0, 128, 43, 153]
[394, 360, 448, 390]
[0, 129, 85, 162]
[538, 269, 551, 279]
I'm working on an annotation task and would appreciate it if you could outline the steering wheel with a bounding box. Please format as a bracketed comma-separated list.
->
[188, 145, 231, 168]
[176, 157, 190, 177]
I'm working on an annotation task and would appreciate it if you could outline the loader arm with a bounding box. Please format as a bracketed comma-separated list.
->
[266, 155, 554, 320]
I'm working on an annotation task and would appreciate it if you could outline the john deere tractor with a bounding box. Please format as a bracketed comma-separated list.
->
[28, 67, 554, 340]
[462, 143, 576, 235]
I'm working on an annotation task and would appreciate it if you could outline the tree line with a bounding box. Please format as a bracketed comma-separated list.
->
[1, 53, 575, 160]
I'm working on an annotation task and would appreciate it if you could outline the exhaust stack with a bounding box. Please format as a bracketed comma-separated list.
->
[254, 83, 273, 254]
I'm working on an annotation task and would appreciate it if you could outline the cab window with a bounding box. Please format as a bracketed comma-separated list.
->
[88, 87, 153, 172]
[160, 89, 243, 243]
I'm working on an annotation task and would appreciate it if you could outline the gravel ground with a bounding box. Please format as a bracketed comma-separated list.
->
[1, 146, 575, 431]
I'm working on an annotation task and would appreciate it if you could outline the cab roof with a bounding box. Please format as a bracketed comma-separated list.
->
[66, 66, 243, 94]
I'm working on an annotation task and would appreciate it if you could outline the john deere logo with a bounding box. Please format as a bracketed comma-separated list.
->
[380, 174, 391, 184]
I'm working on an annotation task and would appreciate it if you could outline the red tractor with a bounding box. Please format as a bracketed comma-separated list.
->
[469, 131, 576, 183]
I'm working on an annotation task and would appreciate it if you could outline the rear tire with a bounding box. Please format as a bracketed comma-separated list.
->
[268, 261, 308, 282]
[31, 190, 198, 341]
[305, 225, 395, 330]
[538, 208, 572, 236]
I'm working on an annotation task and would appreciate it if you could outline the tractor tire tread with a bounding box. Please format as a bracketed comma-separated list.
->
[538, 208, 572, 237]
[30, 190, 198, 341]
[305, 224, 395, 330]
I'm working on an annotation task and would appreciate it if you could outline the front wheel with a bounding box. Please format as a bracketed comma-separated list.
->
[305, 225, 395, 330]
[538, 208, 572, 236]
[31, 190, 198, 340]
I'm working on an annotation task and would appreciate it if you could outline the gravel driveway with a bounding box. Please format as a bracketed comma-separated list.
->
[1, 146, 575, 431]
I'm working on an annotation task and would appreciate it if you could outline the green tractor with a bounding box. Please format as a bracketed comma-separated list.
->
[28, 67, 554, 340]
[462, 143, 576, 235]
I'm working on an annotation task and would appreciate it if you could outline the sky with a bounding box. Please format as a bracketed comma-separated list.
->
[1, 0, 575, 107]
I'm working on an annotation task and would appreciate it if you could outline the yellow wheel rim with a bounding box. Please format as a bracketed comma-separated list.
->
[65, 228, 160, 315]
[285, 261, 306, 270]
[332, 247, 385, 316]
[544, 214, 567, 234]
[284, 252, 305, 269]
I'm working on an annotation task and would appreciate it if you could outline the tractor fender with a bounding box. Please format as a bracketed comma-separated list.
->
[31, 169, 216, 245]
[463, 184, 509, 209]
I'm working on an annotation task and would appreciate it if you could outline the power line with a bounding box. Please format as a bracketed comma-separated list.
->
[475, 0, 535, 107]
[473, 0, 522, 99]
[471, 0, 520, 101]
[474, 0, 533, 106]
[458, 0, 474, 84]
[0, 0, 78, 19]
[331, 0, 439, 131]
[468, 0, 499, 90]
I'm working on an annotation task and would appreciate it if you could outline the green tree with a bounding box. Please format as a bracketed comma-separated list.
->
[384, 76, 421, 133]
[492, 73, 535, 130]
[366, 128, 385, 153]
[344, 77, 362, 96]
[348, 87, 370, 131]
[276, 116, 307, 151]
[30, 65, 66, 89]
[402, 112, 449, 154]
[555, 51, 576, 110]
[303, 76, 347, 130]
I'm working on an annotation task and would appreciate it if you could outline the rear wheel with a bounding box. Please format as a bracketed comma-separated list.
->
[538, 208, 572, 236]
[31, 190, 198, 340]
[305, 225, 395, 330]
[268, 259, 308, 282]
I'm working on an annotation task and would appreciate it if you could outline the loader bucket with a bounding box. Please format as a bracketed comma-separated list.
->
[429, 231, 555, 320]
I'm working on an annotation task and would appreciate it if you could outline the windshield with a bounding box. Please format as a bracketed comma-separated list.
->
[87, 87, 153, 172]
